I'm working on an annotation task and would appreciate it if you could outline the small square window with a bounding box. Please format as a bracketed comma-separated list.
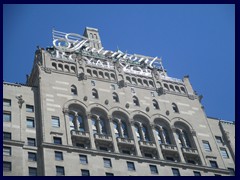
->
[3, 132, 11, 140]
[106, 172, 114, 176]
[203, 141, 212, 152]
[27, 138, 36, 146]
[172, 168, 180, 176]
[27, 118, 35, 128]
[3, 99, 11, 107]
[3, 112, 11, 122]
[210, 160, 218, 168]
[26, 105, 34, 112]
[91, 80, 95, 86]
[29, 167, 37, 176]
[3, 161, 11, 172]
[55, 151, 63, 161]
[80, 155, 88, 164]
[28, 152, 37, 161]
[81, 169, 90, 176]
[103, 158, 112, 168]
[149, 165, 158, 174]
[220, 148, 229, 159]
[3, 146, 11, 156]
[151, 92, 155, 97]
[111, 84, 115, 90]
[56, 166, 65, 176]
[193, 171, 201, 176]
[52, 116, 60, 128]
[215, 136, 223, 144]
[53, 137, 62, 145]
[127, 161, 135, 171]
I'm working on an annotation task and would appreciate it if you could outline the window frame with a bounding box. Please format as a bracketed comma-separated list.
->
[210, 160, 219, 168]
[127, 161, 135, 171]
[3, 146, 11, 156]
[52, 116, 60, 128]
[193, 171, 201, 176]
[53, 137, 62, 145]
[29, 167, 37, 176]
[56, 166, 65, 176]
[220, 148, 229, 159]
[172, 168, 181, 176]
[26, 105, 34, 113]
[149, 165, 158, 174]
[55, 151, 63, 161]
[81, 169, 90, 176]
[103, 158, 112, 168]
[3, 161, 11, 172]
[28, 152, 37, 162]
[27, 138, 36, 146]
[80, 155, 88, 165]
[3, 99, 11, 107]
[3, 111, 11, 122]
[3, 132, 11, 140]
[26, 117, 35, 128]
[203, 140, 212, 152]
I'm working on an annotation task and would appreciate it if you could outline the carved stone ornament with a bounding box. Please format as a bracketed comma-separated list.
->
[44, 67, 51, 74]
[125, 103, 130, 109]
[146, 107, 150, 112]
[83, 96, 88, 101]
[105, 99, 109, 105]
[62, 108, 69, 114]
[166, 110, 170, 116]
[16, 95, 25, 108]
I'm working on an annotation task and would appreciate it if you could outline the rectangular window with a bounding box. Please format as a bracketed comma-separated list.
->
[106, 172, 114, 176]
[55, 151, 63, 161]
[56, 166, 65, 176]
[3, 161, 11, 172]
[3, 112, 11, 122]
[210, 160, 218, 168]
[29, 167, 37, 176]
[151, 92, 155, 97]
[3, 132, 11, 140]
[27, 118, 35, 128]
[228, 168, 235, 176]
[172, 168, 180, 176]
[127, 161, 135, 171]
[26, 105, 34, 112]
[220, 148, 229, 159]
[27, 138, 36, 146]
[122, 150, 131, 155]
[52, 116, 60, 128]
[3, 99, 11, 107]
[28, 152, 37, 161]
[53, 137, 62, 145]
[3, 146, 11, 156]
[166, 157, 175, 162]
[215, 136, 223, 144]
[144, 153, 153, 158]
[203, 141, 212, 152]
[149, 165, 158, 174]
[80, 155, 88, 164]
[76, 143, 85, 148]
[99, 146, 108, 151]
[81, 169, 90, 176]
[103, 158, 112, 168]
[193, 171, 201, 176]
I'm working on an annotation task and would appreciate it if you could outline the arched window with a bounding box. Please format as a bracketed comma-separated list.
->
[99, 117, 107, 135]
[162, 127, 171, 144]
[58, 64, 63, 71]
[132, 78, 137, 85]
[134, 124, 141, 141]
[65, 65, 70, 72]
[169, 84, 175, 91]
[175, 86, 180, 92]
[133, 96, 139, 106]
[71, 85, 77, 95]
[91, 117, 98, 134]
[78, 114, 85, 132]
[138, 78, 143, 85]
[92, 89, 99, 99]
[121, 121, 128, 138]
[153, 99, 159, 110]
[172, 103, 179, 113]
[71, 66, 76, 73]
[126, 76, 131, 83]
[164, 83, 169, 90]
[113, 121, 120, 138]
[143, 79, 148, 86]
[110, 73, 115, 80]
[105, 72, 110, 79]
[99, 71, 104, 78]
[149, 81, 154, 87]
[142, 125, 150, 141]
[180, 87, 186, 94]
[52, 62, 57, 69]
[87, 69, 92, 76]
[112, 92, 119, 103]
[93, 70, 98, 77]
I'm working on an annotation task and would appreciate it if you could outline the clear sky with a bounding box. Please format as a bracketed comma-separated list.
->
[3, 4, 235, 121]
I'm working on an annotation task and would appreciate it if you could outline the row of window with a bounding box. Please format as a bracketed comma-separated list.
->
[4, 111, 35, 128]
[3, 132, 36, 146]
[3, 162, 37, 176]
[3, 99, 34, 112]
[52, 62, 76, 73]
[125, 76, 155, 88]
[86, 68, 116, 80]
[163, 83, 186, 94]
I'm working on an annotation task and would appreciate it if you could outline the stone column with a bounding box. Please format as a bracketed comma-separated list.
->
[130, 121, 142, 157]
[108, 116, 119, 153]
[63, 108, 72, 146]
[86, 112, 96, 150]
[151, 124, 164, 160]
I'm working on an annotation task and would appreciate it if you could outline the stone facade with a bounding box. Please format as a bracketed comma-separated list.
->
[3, 27, 235, 176]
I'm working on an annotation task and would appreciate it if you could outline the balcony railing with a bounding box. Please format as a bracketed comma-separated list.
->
[139, 140, 156, 149]
[71, 130, 90, 139]
[181, 147, 198, 155]
[117, 137, 135, 145]
[94, 133, 112, 142]
[160, 144, 178, 152]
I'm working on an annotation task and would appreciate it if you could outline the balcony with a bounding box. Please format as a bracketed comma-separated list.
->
[94, 133, 112, 142]
[117, 137, 135, 145]
[139, 140, 156, 149]
[160, 144, 178, 152]
[181, 147, 199, 156]
[71, 130, 90, 139]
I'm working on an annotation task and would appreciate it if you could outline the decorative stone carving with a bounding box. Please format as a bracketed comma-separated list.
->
[146, 107, 150, 112]
[44, 67, 51, 74]
[105, 99, 109, 105]
[83, 96, 88, 101]
[62, 108, 69, 114]
[125, 103, 130, 109]
[16, 95, 25, 108]
[166, 110, 170, 116]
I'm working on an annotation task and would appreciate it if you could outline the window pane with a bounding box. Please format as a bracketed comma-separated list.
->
[55, 151, 63, 161]
[56, 166, 65, 176]
[150, 165, 158, 174]
[3, 146, 11, 156]
[29, 167, 37, 176]
[81, 169, 90, 176]
[52, 116, 60, 127]
[203, 141, 212, 152]
[103, 158, 112, 168]
[28, 152, 37, 161]
[53, 137, 62, 145]
[220, 148, 229, 159]
[3, 112, 11, 122]
[78, 115, 84, 132]
[3, 132, 11, 140]
[194, 171, 201, 176]
[127, 162, 135, 171]
[172, 168, 180, 176]
[27, 118, 35, 128]
[3, 99, 11, 106]
[27, 138, 36, 146]
[26, 105, 34, 112]
[210, 161, 218, 168]
[3, 161, 11, 172]
[80, 155, 88, 164]
[106, 172, 114, 176]
[215, 136, 223, 144]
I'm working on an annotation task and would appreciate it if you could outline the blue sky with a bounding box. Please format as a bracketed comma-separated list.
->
[3, 4, 235, 121]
